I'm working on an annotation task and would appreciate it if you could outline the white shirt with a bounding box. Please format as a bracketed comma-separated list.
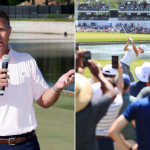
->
[120, 46, 142, 66]
[0, 45, 49, 136]
[96, 94, 123, 136]
[91, 82, 102, 101]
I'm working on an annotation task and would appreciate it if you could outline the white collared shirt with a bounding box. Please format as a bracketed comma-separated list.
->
[121, 46, 142, 66]
[0, 45, 49, 136]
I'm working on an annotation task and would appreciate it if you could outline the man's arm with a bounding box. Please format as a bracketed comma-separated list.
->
[132, 42, 139, 56]
[88, 60, 117, 101]
[124, 40, 130, 51]
[76, 49, 86, 68]
[117, 63, 124, 95]
[0, 69, 9, 89]
[36, 69, 75, 108]
[109, 115, 138, 150]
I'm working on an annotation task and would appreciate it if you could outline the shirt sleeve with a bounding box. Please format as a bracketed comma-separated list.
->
[123, 101, 137, 122]
[30, 56, 50, 101]
[91, 94, 111, 122]
[91, 82, 102, 101]
[137, 52, 142, 58]
[128, 46, 132, 51]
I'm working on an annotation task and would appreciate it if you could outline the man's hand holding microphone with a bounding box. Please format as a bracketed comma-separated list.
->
[0, 55, 9, 95]
[0, 69, 9, 89]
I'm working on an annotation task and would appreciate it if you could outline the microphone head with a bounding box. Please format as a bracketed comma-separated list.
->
[2, 55, 9, 63]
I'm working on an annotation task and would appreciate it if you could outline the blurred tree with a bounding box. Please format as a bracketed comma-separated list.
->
[0, 0, 9, 5]
[45, 0, 70, 5]
[8, 0, 30, 5]
[31, 0, 35, 5]
[45, 0, 48, 5]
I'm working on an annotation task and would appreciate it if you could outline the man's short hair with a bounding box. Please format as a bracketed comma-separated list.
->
[0, 10, 10, 28]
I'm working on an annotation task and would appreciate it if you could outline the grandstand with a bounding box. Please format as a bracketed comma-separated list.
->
[76, 0, 150, 34]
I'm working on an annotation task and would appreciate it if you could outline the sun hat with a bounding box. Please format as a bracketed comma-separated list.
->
[139, 45, 147, 52]
[76, 73, 92, 112]
[102, 64, 117, 76]
[135, 62, 150, 82]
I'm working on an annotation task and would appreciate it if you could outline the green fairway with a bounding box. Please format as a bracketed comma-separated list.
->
[84, 60, 150, 81]
[76, 32, 150, 43]
[34, 93, 74, 150]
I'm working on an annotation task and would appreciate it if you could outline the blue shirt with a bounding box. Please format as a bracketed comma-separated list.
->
[129, 81, 147, 97]
[119, 92, 136, 140]
[123, 96, 150, 150]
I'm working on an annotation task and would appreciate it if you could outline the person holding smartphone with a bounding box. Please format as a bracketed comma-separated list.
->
[120, 37, 147, 82]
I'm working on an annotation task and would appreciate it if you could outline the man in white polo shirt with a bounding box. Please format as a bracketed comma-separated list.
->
[120, 37, 147, 82]
[0, 10, 74, 150]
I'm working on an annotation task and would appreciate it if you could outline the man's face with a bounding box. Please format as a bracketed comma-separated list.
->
[0, 18, 11, 56]
[138, 47, 144, 53]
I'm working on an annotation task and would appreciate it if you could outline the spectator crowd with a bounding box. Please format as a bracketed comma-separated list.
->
[76, 23, 150, 34]
[78, 13, 109, 21]
[119, 1, 150, 11]
[119, 13, 150, 21]
[78, 2, 109, 11]
[76, 41, 150, 150]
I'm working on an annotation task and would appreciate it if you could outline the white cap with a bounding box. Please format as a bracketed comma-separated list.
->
[135, 62, 150, 82]
[102, 64, 117, 76]
[139, 45, 147, 52]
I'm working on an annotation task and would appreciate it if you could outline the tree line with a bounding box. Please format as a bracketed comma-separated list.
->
[0, 0, 69, 5]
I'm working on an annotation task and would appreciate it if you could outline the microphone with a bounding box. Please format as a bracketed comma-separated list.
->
[0, 55, 9, 96]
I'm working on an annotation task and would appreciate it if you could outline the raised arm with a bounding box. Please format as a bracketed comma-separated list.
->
[117, 63, 124, 95]
[124, 39, 130, 51]
[132, 41, 139, 56]
[87, 60, 117, 101]
[36, 69, 75, 108]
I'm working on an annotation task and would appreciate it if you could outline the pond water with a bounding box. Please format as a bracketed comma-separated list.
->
[80, 44, 150, 60]
[10, 42, 74, 91]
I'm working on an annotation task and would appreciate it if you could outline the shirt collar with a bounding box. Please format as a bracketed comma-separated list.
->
[8, 45, 15, 63]
[0, 45, 15, 63]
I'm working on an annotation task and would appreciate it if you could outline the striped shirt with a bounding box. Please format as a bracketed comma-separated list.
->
[96, 94, 123, 136]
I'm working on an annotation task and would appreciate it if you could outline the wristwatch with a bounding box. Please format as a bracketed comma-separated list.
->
[53, 86, 62, 93]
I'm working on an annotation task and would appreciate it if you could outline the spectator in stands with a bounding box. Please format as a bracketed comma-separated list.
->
[76, 23, 150, 34]
[130, 62, 150, 97]
[119, 1, 150, 11]
[120, 37, 147, 82]
[117, 74, 136, 141]
[96, 63, 123, 150]
[76, 50, 117, 150]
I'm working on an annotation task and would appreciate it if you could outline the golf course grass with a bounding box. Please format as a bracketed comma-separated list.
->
[84, 59, 150, 81]
[76, 32, 150, 43]
[34, 93, 74, 150]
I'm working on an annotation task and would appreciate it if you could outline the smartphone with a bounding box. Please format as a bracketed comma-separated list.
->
[112, 56, 118, 69]
[83, 51, 91, 67]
